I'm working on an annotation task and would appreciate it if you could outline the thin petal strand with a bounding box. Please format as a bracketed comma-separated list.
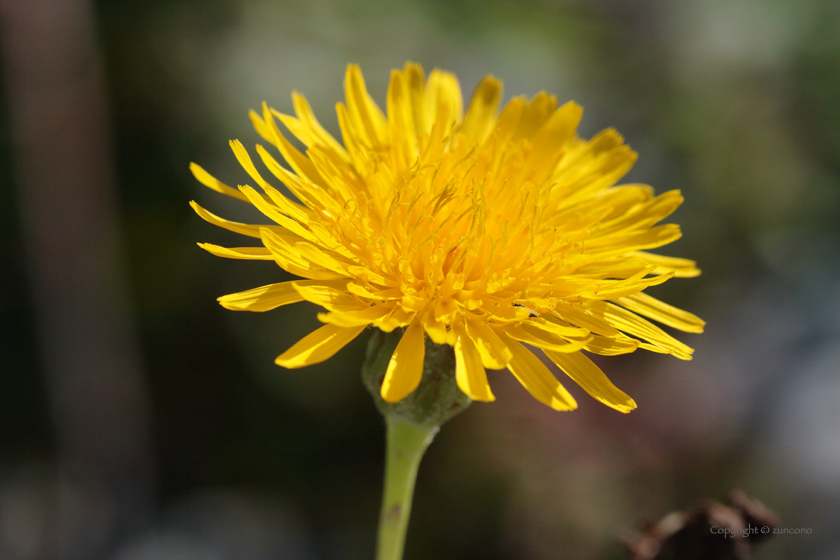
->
[218, 281, 304, 311]
[613, 292, 705, 333]
[275, 324, 366, 368]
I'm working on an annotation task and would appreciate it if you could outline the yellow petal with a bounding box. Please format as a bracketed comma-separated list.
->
[346, 282, 382, 299]
[347, 265, 387, 286]
[229, 139, 274, 193]
[513, 91, 557, 141]
[274, 106, 349, 161]
[572, 256, 650, 279]
[591, 301, 695, 360]
[582, 334, 640, 356]
[345, 64, 388, 150]
[386, 68, 419, 169]
[261, 228, 345, 280]
[317, 304, 394, 327]
[634, 251, 701, 278]
[257, 104, 326, 186]
[190, 201, 260, 238]
[613, 292, 705, 333]
[423, 70, 463, 154]
[587, 270, 675, 299]
[570, 184, 654, 224]
[426, 69, 463, 126]
[336, 102, 370, 172]
[260, 183, 313, 225]
[218, 281, 304, 311]
[249, 107, 275, 144]
[198, 243, 273, 260]
[465, 320, 513, 369]
[255, 144, 342, 212]
[501, 334, 577, 411]
[506, 323, 591, 353]
[290, 92, 349, 157]
[294, 241, 349, 275]
[486, 95, 525, 149]
[523, 317, 590, 339]
[543, 350, 636, 413]
[238, 185, 318, 244]
[585, 224, 682, 254]
[453, 323, 495, 401]
[377, 308, 416, 333]
[404, 62, 428, 138]
[291, 281, 364, 312]
[221, 279, 351, 312]
[381, 321, 425, 402]
[552, 305, 621, 338]
[305, 145, 365, 205]
[522, 101, 583, 180]
[190, 163, 248, 201]
[275, 324, 366, 368]
[461, 75, 502, 146]
[550, 129, 637, 205]
[591, 190, 684, 237]
[421, 308, 450, 345]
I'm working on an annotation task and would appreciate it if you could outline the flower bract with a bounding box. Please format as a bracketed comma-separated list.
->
[192, 63, 704, 412]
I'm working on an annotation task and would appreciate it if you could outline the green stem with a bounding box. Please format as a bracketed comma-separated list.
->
[376, 416, 439, 560]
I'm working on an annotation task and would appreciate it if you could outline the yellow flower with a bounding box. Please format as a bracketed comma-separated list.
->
[192, 63, 704, 413]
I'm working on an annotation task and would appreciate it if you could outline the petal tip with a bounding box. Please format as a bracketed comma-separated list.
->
[274, 354, 303, 369]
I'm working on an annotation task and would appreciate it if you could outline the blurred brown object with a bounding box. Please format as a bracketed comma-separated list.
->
[0, 0, 155, 558]
[625, 491, 780, 560]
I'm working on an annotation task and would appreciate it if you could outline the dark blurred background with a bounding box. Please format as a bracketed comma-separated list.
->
[1, 0, 839, 559]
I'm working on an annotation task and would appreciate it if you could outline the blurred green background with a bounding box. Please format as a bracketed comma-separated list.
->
[2, 0, 839, 559]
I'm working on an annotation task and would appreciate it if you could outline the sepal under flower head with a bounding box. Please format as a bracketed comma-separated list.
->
[362, 329, 471, 426]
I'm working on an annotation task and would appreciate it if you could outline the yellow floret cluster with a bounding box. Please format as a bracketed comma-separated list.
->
[192, 63, 703, 412]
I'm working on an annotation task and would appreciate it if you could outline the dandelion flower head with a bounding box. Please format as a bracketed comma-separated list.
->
[192, 63, 703, 413]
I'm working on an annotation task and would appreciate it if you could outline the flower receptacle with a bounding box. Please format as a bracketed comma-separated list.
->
[362, 329, 472, 427]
